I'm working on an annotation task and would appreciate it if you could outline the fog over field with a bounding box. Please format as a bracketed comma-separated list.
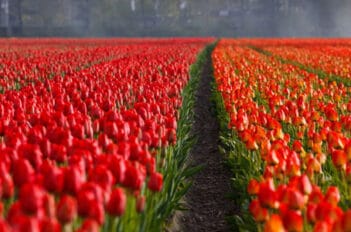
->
[0, 0, 350, 37]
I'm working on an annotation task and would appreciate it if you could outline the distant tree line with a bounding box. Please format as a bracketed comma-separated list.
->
[0, 0, 349, 37]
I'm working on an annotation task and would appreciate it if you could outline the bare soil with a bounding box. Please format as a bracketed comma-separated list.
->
[170, 54, 237, 231]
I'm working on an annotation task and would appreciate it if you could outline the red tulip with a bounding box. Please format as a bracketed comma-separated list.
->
[249, 199, 269, 222]
[108, 155, 126, 184]
[148, 172, 163, 192]
[19, 183, 45, 214]
[13, 158, 35, 187]
[136, 195, 146, 213]
[282, 210, 303, 232]
[331, 150, 347, 170]
[40, 218, 61, 232]
[258, 179, 277, 209]
[283, 188, 305, 210]
[325, 186, 340, 206]
[0, 220, 10, 232]
[247, 179, 260, 195]
[337, 210, 351, 232]
[77, 219, 100, 232]
[43, 193, 56, 219]
[89, 165, 114, 191]
[63, 166, 84, 195]
[0, 172, 14, 199]
[56, 195, 77, 225]
[123, 162, 145, 190]
[264, 214, 285, 232]
[106, 187, 126, 217]
[307, 203, 317, 223]
[87, 201, 105, 225]
[40, 161, 64, 193]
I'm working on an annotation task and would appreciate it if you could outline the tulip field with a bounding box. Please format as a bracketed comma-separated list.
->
[1, 37, 351, 231]
[212, 39, 351, 232]
[0, 38, 211, 231]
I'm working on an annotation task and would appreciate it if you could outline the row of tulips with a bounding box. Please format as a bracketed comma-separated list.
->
[0, 39, 177, 92]
[263, 44, 351, 79]
[230, 38, 351, 83]
[0, 38, 212, 231]
[212, 39, 351, 231]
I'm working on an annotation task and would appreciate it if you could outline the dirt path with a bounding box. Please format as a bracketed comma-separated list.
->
[173, 52, 237, 231]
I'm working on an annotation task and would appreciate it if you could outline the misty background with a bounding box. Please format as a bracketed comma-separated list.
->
[0, 0, 350, 37]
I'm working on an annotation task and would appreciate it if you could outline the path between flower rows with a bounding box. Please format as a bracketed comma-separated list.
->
[169, 50, 237, 232]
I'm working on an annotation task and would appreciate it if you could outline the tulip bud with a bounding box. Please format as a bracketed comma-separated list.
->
[77, 219, 100, 232]
[106, 188, 126, 217]
[57, 195, 77, 224]
[264, 214, 285, 232]
[19, 184, 45, 214]
[325, 186, 340, 206]
[258, 179, 277, 209]
[247, 179, 260, 195]
[148, 172, 163, 192]
[136, 195, 146, 213]
[13, 158, 34, 187]
[249, 199, 269, 222]
[331, 150, 347, 170]
[40, 218, 61, 232]
[283, 210, 303, 232]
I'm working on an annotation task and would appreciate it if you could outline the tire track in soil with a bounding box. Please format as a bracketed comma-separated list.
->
[173, 52, 237, 231]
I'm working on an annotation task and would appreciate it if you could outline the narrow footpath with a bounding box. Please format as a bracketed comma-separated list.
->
[173, 51, 237, 231]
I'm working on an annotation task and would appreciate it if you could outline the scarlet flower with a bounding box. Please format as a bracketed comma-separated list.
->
[123, 162, 145, 190]
[247, 179, 260, 195]
[331, 150, 347, 170]
[325, 186, 340, 206]
[266, 149, 280, 166]
[316, 201, 342, 222]
[87, 201, 105, 225]
[77, 183, 104, 218]
[108, 155, 126, 184]
[76, 219, 100, 232]
[19, 183, 45, 214]
[12, 216, 40, 232]
[63, 166, 84, 195]
[12, 158, 35, 187]
[43, 193, 56, 219]
[136, 195, 146, 213]
[106, 187, 126, 217]
[309, 186, 323, 204]
[258, 179, 277, 209]
[0, 171, 14, 199]
[342, 210, 351, 232]
[246, 137, 259, 150]
[89, 165, 114, 191]
[344, 140, 351, 161]
[264, 214, 285, 232]
[57, 195, 77, 224]
[313, 221, 332, 232]
[40, 218, 61, 232]
[282, 210, 303, 232]
[249, 199, 269, 222]
[306, 203, 317, 223]
[283, 188, 305, 210]
[0, 220, 10, 232]
[148, 172, 163, 192]
[298, 174, 312, 195]
[40, 161, 64, 194]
